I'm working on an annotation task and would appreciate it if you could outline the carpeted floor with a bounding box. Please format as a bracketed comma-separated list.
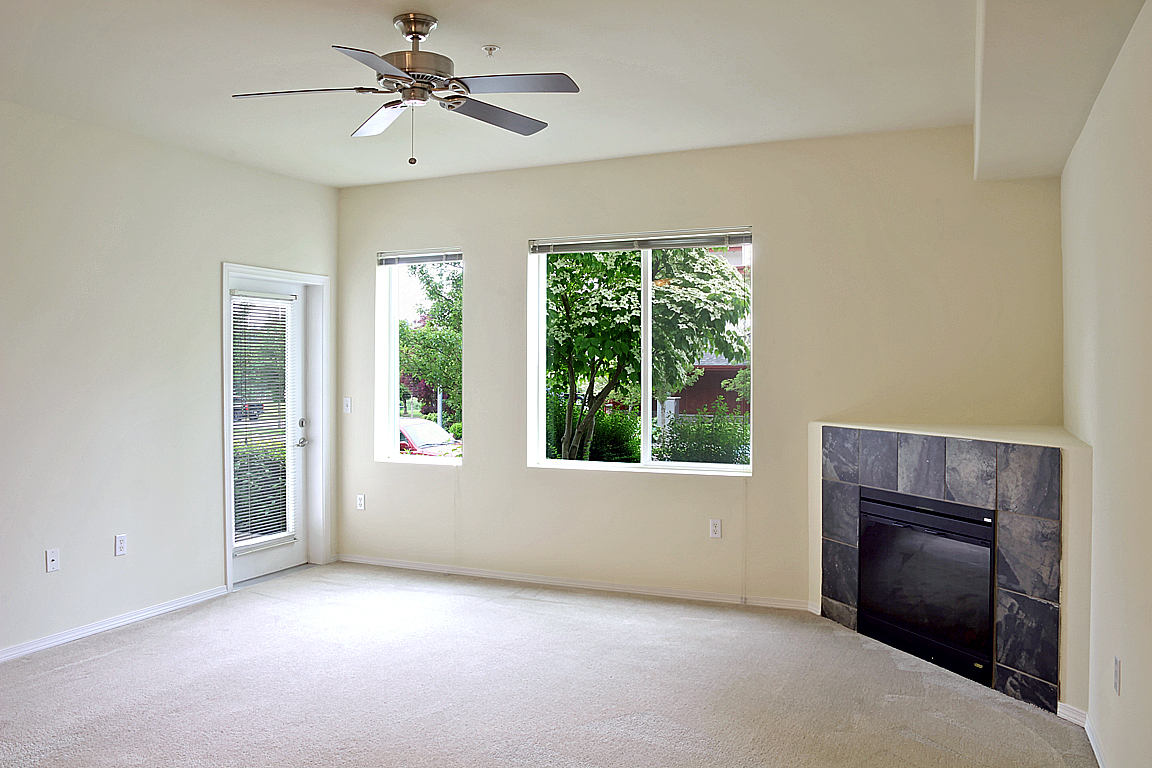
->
[0, 563, 1098, 767]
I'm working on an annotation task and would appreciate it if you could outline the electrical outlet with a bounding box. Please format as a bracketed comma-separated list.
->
[45, 548, 59, 572]
[343, 397, 352, 414]
[115, 534, 127, 557]
[709, 519, 722, 538]
[1115, 656, 1121, 695]
[356, 494, 365, 510]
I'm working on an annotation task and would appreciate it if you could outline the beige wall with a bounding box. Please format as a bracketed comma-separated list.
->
[1063, 1, 1152, 764]
[337, 125, 1063, 606]
[0, 100, 337, 652]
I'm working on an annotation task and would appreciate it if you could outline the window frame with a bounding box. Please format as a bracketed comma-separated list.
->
[528, 229, 752, 475]
[374, 249, 464, 465]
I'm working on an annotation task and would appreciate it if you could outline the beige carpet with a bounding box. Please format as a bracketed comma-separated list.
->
[0, 563, 1097, 767]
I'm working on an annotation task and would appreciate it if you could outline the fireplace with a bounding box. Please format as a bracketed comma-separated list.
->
[857, 487, 994, 686]
[819, 426, 1063, 712]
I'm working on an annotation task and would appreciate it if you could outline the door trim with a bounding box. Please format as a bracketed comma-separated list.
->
[222, 263, 333, 591]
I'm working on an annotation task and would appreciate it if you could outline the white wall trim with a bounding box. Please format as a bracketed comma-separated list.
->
[338, 554, 813, 611]
[1084, 714, 1109, 768]
[744, 595, 821, 612]
[1056, 702, 1088, 727]
[0, 586, 227, 664]
[223, 263, 333, 589]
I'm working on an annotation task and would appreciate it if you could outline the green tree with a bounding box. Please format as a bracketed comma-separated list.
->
[399, 263, 463, 422]
[721, 367, 751, 404]
[651, 248, 749, 400]
[546, 247, 749, 460]
[547, 251, 641, 459]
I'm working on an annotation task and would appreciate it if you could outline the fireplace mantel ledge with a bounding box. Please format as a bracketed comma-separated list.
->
[812, 422, 1088, 451]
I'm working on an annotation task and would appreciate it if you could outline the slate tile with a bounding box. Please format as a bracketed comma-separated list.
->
[821, 538, 859, 608]
[898, 433, 946, 499]
[821, 596, 857, 631]
[822, 426, 859, 483]
[822, 479, 859, 547]
[998, 444, 1061, 521]
[859, 430, 897, 490]
[995, 666, 1058, 713]
[945, 438, 997, 509]
[996, 590, 1059, 684]
[997, 512, 1061, 603]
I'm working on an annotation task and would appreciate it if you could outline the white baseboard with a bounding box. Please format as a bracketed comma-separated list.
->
[1084, 715, 1109, 768]
[1057, 702, 1088, 727]
[744, 595, 821, 612]
[338, 555, 812, 611]
[1058, 704, 1109, 768]
[0, 586, 228, 664]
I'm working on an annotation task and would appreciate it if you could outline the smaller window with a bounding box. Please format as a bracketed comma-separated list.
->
[375, 250, 463, 462]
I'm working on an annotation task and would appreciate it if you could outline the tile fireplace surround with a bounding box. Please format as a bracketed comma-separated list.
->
[820, 425, 1063, 712]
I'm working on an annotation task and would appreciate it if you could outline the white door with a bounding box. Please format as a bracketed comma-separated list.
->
[227, 277, 309, 582]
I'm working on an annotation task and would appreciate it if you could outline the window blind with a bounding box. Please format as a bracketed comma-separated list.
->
[529, 229, 751, 255]
[231, 297, 299, 543]
[377, 250, 463, 266]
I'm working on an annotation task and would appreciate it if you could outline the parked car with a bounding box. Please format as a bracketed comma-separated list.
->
[232, 396, 264, 422]
[400, 417, 461, 456]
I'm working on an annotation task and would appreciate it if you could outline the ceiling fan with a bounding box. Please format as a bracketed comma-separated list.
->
[233, 12, 579, 138]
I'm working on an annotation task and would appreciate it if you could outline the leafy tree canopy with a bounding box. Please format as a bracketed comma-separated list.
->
[399, 263, 463, 422]
[546, 247, 749, 460]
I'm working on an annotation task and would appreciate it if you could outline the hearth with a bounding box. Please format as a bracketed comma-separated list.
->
[857, 487, 994, 685]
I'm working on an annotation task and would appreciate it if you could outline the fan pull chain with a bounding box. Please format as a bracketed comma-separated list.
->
[408, 108, 417, 165]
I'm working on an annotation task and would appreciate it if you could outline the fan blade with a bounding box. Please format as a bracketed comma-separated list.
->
[453, 73, 579, 94]
[449, 98, 547, 136]
[233, 87, 385, 98]
[333, 46, 411, 81]
[352, 102, 407, 137]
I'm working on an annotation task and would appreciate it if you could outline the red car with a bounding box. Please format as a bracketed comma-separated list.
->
[399, 417, 462, 456]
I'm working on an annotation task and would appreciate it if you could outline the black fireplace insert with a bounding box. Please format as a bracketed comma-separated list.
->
[857, 487, 994, 686]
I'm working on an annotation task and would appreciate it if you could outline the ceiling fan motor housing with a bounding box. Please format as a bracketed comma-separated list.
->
[380, 49, 454, 85]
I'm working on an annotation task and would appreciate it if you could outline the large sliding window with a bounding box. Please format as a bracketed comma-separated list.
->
[375, 250, 464, 463]
[531, 229, 752, 472]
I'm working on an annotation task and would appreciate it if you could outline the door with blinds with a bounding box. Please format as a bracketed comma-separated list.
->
[227, 283, 308, 582]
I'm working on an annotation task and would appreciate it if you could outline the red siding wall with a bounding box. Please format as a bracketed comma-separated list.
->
[676, 366, 748, 414]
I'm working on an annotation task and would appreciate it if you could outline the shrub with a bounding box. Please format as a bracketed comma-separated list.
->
[232, 442, 287, 537]
[449, 422, 463, 440]
[654, 397, 749, 464]
[588, 409, 641, 463]
[547, 392, 639, 462]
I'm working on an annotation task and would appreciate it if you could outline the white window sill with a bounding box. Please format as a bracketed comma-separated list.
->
[233, 533, 297, 556]
[377, 454, 462, 467]
[530, 458, 751, 477]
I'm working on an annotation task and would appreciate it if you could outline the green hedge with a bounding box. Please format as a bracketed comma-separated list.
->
[588, 409, 641, 463]
[547, 393, 640, 463]
[654, 398, 749, 464]
[233, 443, 287, 538]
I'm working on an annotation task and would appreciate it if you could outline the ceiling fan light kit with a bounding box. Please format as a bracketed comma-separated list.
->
[233, 12, 578, 143]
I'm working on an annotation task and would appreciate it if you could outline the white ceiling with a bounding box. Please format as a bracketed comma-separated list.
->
[975, 0, 1147, 179]
[0, 0, 1142, 188]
